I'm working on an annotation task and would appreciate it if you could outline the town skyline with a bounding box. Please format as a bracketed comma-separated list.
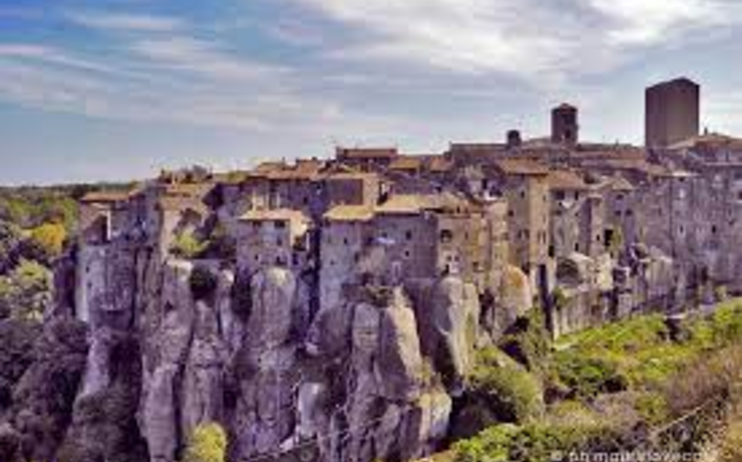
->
[3, 0, 742, 185]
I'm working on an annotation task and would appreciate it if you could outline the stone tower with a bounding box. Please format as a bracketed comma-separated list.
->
[551, 103, 579, 145]
[645, 77, 700, 149]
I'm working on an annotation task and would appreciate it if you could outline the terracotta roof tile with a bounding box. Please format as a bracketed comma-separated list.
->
[80, 190, 134, 204]
[336, 147, 398, 159]
[240, 208, 310, 223]
[389, 155, 423, 171]
[548, 170, 588, 190]
[494, 158, 549, 176]
[324, 205, 375, 222]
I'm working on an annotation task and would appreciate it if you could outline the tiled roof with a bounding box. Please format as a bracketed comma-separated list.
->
[324, 205, 375, 222]
[240, 208, 310, 223]
[610, 176, 635, 192]
[427, 156, 454, 172]
[336, 147, 398, 159]
[80, 190, 133, 204]
[494, 158, 550, 176]
[389, 155, 423, 171]
[667, 133, 742, 152]
[548, 170, 588, 190]
[376, 192, 471, 215]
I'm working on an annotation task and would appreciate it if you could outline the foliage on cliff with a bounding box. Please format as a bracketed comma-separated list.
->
[184, 422, 227, 462]
[450, 299, 742, 462]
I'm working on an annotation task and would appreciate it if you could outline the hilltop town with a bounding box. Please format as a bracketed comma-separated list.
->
[35, 77, 742, 462]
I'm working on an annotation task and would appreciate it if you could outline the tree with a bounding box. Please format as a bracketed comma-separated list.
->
[0, 259, 52, 322]
[28, 223, 67, 260]
[183, 423, 227, 462]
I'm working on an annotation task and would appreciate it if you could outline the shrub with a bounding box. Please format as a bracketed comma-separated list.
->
[499, 310, 551, 376]
[467, 347, 545, 424]
[170, 232, 209, 260]
[184, 422, 228, 462]
[453, 422, 618, 462]
[0, 259, 52, 322]
[555, 354, 628, 399]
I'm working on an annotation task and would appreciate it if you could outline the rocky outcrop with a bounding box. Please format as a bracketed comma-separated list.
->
[41, 241, 538, 462]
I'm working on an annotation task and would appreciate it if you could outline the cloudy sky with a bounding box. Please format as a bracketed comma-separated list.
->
[1, 0, 742, 184]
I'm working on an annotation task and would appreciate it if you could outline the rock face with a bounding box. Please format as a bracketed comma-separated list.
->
[36, 228, 551, 462]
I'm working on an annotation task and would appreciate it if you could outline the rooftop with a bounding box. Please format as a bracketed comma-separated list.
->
[336, 147, 398, 160]
[240, 208, 310, 223]
[493, 158, 550, 176]
[548, 170, 588, 190]
[80, 190, 135, 204]
[324, 205, 375, 222]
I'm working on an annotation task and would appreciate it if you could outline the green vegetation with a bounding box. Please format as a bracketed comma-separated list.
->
[468, 348, 545, 424]
[450, 299, 742, 462]
[0, 259, 52, 322]
[171, 231, 210, 259]
[184, 422, 228, 462]
[28, 223, 67, 261]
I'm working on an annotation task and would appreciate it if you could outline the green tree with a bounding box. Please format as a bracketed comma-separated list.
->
[184, 422, 228, 462]
[28, 223, 67, 259]
[0, 259, 52, 322]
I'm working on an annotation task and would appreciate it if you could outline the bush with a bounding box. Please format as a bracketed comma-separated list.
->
[467, 347, 545, 424]
[184, 422, 228, 462]
[453, 422, 618, 462]
[0, 259, 52, 322]
[499, 310, 552, 377]
[555, 354, 628, 399]
[170, 232, 209, 260]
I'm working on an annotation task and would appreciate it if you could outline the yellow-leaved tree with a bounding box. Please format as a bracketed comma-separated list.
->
[183, 422, 228, 462]
[29, 222, 67, 258]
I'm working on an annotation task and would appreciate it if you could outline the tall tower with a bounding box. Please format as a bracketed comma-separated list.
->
[551, 103, 579, 145]
[645, 78, 700, 149]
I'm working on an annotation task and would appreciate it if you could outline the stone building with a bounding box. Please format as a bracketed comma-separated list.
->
[235, 208, 312, 273]
[486, 159, 550, 279]
[336, 146, 399, 171]
[645, 77, 700, 149]
[551, 103, 579, 145]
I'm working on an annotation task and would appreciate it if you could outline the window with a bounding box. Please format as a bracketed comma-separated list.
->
[440, 229, 453, 243]
[711, 225, 718, 235]
[276, 238, 283, 246]
[574, 243, 580, 252]
[275, 220, 286, 229]
[404, 250, 411, 258]
[405, 230, 413, 241]
[555, 191, 566, 200]
[252, 222, 261, 229]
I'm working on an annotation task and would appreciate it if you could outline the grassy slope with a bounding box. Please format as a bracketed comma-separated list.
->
[445, 299, 742, 462]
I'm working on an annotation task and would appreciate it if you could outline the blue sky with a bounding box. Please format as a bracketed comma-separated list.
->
[1, 0, 742, 185]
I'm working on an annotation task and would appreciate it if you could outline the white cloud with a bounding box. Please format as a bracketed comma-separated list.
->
[583, 0, 742, 46]
[129, 36, 284, 81]
[286, 0, 742, 80]
[66, 11, 185, 32]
